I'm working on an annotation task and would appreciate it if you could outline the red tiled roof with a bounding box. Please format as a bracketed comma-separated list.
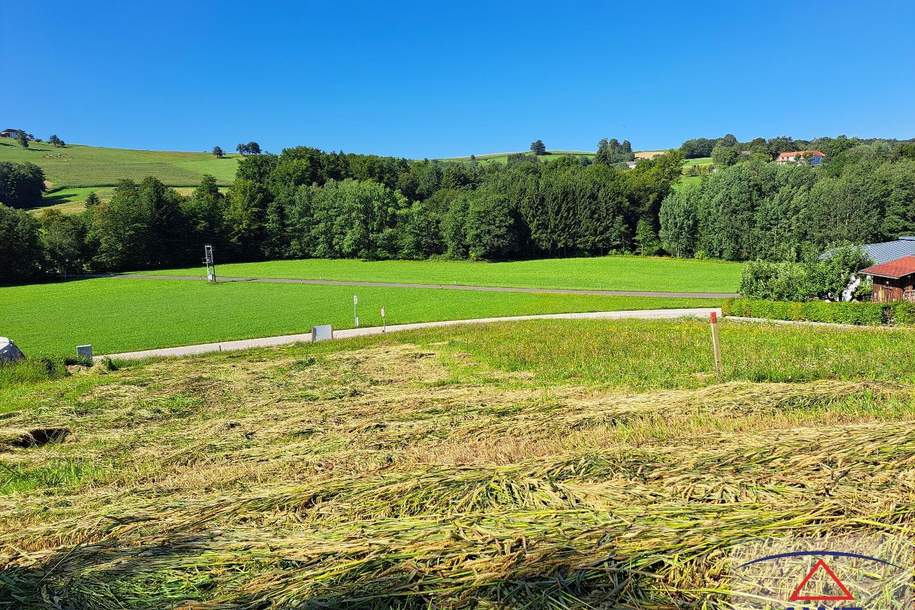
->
[777, 150, 826, 159]
[860, 255, 915, 279]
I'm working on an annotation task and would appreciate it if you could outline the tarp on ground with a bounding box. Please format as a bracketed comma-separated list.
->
[0, 337, 25, 362]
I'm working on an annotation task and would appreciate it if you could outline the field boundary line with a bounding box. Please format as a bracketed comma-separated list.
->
[96, 308, 721, 362]
[96, 273, 739, 300]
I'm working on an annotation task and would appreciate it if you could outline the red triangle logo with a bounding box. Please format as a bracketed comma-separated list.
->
[789, 558, 854, 602]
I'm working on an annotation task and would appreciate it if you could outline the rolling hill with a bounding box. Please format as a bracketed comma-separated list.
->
[0, 138, 238, 213]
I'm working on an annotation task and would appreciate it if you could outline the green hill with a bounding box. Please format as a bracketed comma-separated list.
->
[0, 138, 238, 213]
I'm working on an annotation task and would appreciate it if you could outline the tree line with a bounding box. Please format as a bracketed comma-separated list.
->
[4, 133, 915, 286]
[660, 141, 915, 261]
[0, 144, 683, 284]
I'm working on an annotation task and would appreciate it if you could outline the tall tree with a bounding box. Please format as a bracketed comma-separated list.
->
[0, 204, 44, 283]
[530, 140, 546, 156]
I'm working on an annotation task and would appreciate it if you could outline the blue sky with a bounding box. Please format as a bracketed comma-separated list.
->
[3, 1, 915, 158]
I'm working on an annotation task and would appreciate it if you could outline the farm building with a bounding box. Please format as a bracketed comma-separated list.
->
[0, 129, 25, 139]
[860, 256, 915, 303]
[776, 150, 825, 165]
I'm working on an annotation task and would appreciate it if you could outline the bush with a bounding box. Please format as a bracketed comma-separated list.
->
[890, 302, 915, 325]
[724, 298, 887, 325]
[740, 245, 873, 302]
[739, 261, 811, 301]
[0, 357, 67, 388]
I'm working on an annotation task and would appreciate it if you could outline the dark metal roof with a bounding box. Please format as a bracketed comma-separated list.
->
[861, 237, 915, 264]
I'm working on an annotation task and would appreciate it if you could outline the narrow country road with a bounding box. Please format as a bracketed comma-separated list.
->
[110, 273, 739, 300]
[97, 307, 720, 361]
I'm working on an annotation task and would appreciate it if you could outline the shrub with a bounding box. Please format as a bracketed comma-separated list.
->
[740, 261, 811, 301]
[0, 357, 67, 388]
[724, 298, 887, 325]
[890, 302, 915, 325]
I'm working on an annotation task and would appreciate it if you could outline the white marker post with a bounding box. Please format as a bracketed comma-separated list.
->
[204, 244, 216, 283]
[353, 294, 359, 328]
[709, 311, 722, 378]
[380, 306, 386, 332]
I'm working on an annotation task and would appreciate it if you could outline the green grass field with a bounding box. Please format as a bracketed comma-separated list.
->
[148, 255, 743, 293]
[28, 185, 212, 216]
[0, 138, 238, 212]
[0, 278, 720, 355]
[2, 319, 913, 607]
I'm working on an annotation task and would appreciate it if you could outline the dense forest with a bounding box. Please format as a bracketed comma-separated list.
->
[2, 134, 915, 285]
[660, 139, 915, 260]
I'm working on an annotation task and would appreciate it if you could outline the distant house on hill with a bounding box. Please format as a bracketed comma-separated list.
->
[0, 129, 25, 139]
[860, 256, 915, 303]
[776, 150, 825, 165]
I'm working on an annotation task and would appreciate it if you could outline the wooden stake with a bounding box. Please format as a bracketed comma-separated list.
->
[709, 311, 722, 378]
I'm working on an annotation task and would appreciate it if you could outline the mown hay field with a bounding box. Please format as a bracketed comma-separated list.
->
[2, 318, 915, 608]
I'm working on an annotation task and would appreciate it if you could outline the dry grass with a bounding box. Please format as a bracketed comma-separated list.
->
[1, 325, 914, 609]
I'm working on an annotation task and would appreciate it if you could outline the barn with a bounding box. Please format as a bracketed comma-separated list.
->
[860, 256, 915, 303]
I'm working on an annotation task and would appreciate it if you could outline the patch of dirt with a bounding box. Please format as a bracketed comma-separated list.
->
[5, 427, 71, 449]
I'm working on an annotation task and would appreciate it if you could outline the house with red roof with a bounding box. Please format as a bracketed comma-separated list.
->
[776, 150, 826, 166]
[860, 256, 915, 303]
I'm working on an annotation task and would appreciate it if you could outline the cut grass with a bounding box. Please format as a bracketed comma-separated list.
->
[146, 254, 743, 293]
[0, 320, 913, 607]
[0, 278, 720, 355]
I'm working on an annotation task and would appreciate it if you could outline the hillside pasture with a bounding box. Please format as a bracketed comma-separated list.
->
[0, 139, 238, 211]
[1, 319, 914, 607]
[147, 255, 744, 294]
[30, 185, 223, 215]
[0, 140, 238, 187]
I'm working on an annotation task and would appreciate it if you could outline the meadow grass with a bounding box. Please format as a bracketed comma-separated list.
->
[0, 139, 238, 191]
[1, 319, 913, 608]
[683, 156, 713, 167]
[146, 254, 743, 293]
[410, 318, 915, 388]
[0, 278, 720, 355]
[29, 185, 223, 215]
